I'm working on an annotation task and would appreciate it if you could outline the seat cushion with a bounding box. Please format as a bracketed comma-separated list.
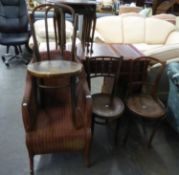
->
[95, 16, 123, 43]
[143, 44, 179, 62]
[122, 16, 145, 43]
[34, 18, 73, 43]
[145, 18, 175, 44]
[151, 14, 176, 24]
[132, 43, 163, 53]
[0, 32, 29, 45]
[38, 38, 81, 52]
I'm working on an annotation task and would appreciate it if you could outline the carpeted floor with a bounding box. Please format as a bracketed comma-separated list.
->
[1, 45, 179, 175]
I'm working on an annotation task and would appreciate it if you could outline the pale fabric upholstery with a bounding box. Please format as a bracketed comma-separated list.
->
[39, 38, 81, 52]
[29, 18, 74, 49]
[93, 31, 105, 43]
[34, 18, 73, 42]
[176, 17, 179, 31]
[122, 16, 145, 43]
[94, 15, 179, 102]
[94, 16, 179, 62]
[132, 43, 163, 53]
[151, 14, 176, 25]
[143, 44, 179, 62]
[165, 31, 179, 44]
[95, 16, 123, 43]
[145, 18, 175, 44]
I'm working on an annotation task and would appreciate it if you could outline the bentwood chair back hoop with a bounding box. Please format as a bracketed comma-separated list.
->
[125, 56, 166, 147]
[29, 3, 78, 61]
[86, 56, 125, 145]
[87, 56, 122, 101]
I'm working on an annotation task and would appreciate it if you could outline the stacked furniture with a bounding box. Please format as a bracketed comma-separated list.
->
[94, 15, 179, 62]
[94, 15, 179, 101]
[22, 4, 92, 174]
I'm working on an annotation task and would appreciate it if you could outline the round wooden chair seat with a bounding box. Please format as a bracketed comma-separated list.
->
[127, 94, 166, 119]
[92, 93, 124, 119]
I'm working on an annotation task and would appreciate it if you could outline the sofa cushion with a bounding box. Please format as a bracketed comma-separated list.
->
[166, 31, 179, 44]
[95, 16, 123, 43]
[145, 18, 175, 44]
[34, 18, 74, 43]
[143, 44, 179, 62]
[132, 43, 163, 53]
[151, 14, 176, 25]
[39, 38, 81, 52]
[122, 16, 145, 43]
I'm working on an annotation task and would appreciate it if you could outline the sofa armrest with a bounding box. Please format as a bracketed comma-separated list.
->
[165, 31, 179, 45]
[93, 30, 105, 43]
[143, 44, 179, 62]
[75, 70, 92, 129]
[21, 73, 38, 132]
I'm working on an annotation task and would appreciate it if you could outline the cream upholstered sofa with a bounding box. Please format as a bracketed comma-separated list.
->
[29, 18, 80, 51]
[94, 15, 179, 63]
[94, 15, 179, 101]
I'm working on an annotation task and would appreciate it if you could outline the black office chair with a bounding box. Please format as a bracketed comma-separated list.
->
[0, 0, 30, 67]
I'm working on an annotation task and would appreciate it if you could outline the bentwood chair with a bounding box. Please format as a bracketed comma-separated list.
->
[0, 0, 30, 67]
[86, 56, 125, 145]
[29, 3, 78, 62]
[124, 56, 166, 147]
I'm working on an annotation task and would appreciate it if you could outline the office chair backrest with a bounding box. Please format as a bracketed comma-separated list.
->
[0, 0, 28, 33]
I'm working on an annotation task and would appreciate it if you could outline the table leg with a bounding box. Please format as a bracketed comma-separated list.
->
[70, 76, 78, 128]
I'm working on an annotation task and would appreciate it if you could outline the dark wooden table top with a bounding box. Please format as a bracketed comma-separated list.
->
[79, 43, 144, 60]
[27, 60, 82, 78]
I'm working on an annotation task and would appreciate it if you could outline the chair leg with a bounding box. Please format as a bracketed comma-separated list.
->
[114, 118, 120, 146]
[1, 46, 10, 62]
[14, 46, 19, 55]
[29, 153, 34, 175]
[6, 46, 10, 53]
[18, 45, 22, 53]
[148, 117, 165, 147]
[123, 115, 132, 146]
[91, 116, 95, 136]
[84, 134, 92, 167]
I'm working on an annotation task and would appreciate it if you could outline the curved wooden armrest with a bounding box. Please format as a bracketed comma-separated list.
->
[75, 72, 92, 128]
[21, 99, 33, 132]
[21, 73, 37, 132]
